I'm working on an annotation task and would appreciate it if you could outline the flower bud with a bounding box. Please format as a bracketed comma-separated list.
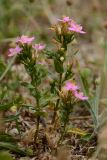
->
[60, 56, 64, 61]
[56, 26, 62, 35]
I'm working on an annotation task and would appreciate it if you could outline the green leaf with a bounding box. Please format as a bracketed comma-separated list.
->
[78, 65, 98, 130]
[80, 68, 92, 95]
[40, 94, 58, 108]
[5, 113, 20, 122]
[64, 64, 74, 81]
[0, 151, 13, 160]
[44, 50, 55, 59]
[81, 133, 93, 141]
[54, 59, 64, 73]
[50, 80, 57, 94]
[21, 104, 34, 109]
[0, 142, 27, 156]
[21, 82, 35, 89]
[67, 127, 88, 136]
[0, 58, 6, 76]
[0, 103, 12, 111]
[0, 133, 16, 143]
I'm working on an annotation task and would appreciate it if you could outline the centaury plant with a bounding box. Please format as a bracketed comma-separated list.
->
[8, 16, 89, 147]
[8, 35, 46, 144]
[46, 16, 87, 125]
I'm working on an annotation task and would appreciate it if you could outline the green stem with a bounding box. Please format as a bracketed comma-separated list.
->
[34, 98, 40, 145]
[57, 104, 71, 146]
[57, 122, 67, 146]
[52, 73, 62, 124]
[34, 115, 40, 144]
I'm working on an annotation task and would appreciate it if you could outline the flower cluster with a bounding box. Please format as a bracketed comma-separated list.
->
[8, 35, 45, 57]
[58, 16, 86, 34]
[63, 81, 88, 101]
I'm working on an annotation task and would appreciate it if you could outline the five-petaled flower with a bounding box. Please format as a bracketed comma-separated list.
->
[33, 43, 45, 51]
[68, 22, 86, 34]
[64, 81, 79, 91]
[16, 35, 35, 44]
[74, 91, 88, 100]
[8, 45, 22, 57]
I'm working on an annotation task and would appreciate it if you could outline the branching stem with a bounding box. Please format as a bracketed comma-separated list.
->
[52, 73, 62, 124]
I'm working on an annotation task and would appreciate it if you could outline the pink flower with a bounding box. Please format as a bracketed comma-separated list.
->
[68, 22, 86, 34]
[33, 43, 45, 51]
[64, 81, 79, 91]
[74, 91, 88, 101]
[16, 35, 35, 44]
[57, 16, 86, 34]
[8, 45, 22, 57]
[58, 16, 71, 23]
